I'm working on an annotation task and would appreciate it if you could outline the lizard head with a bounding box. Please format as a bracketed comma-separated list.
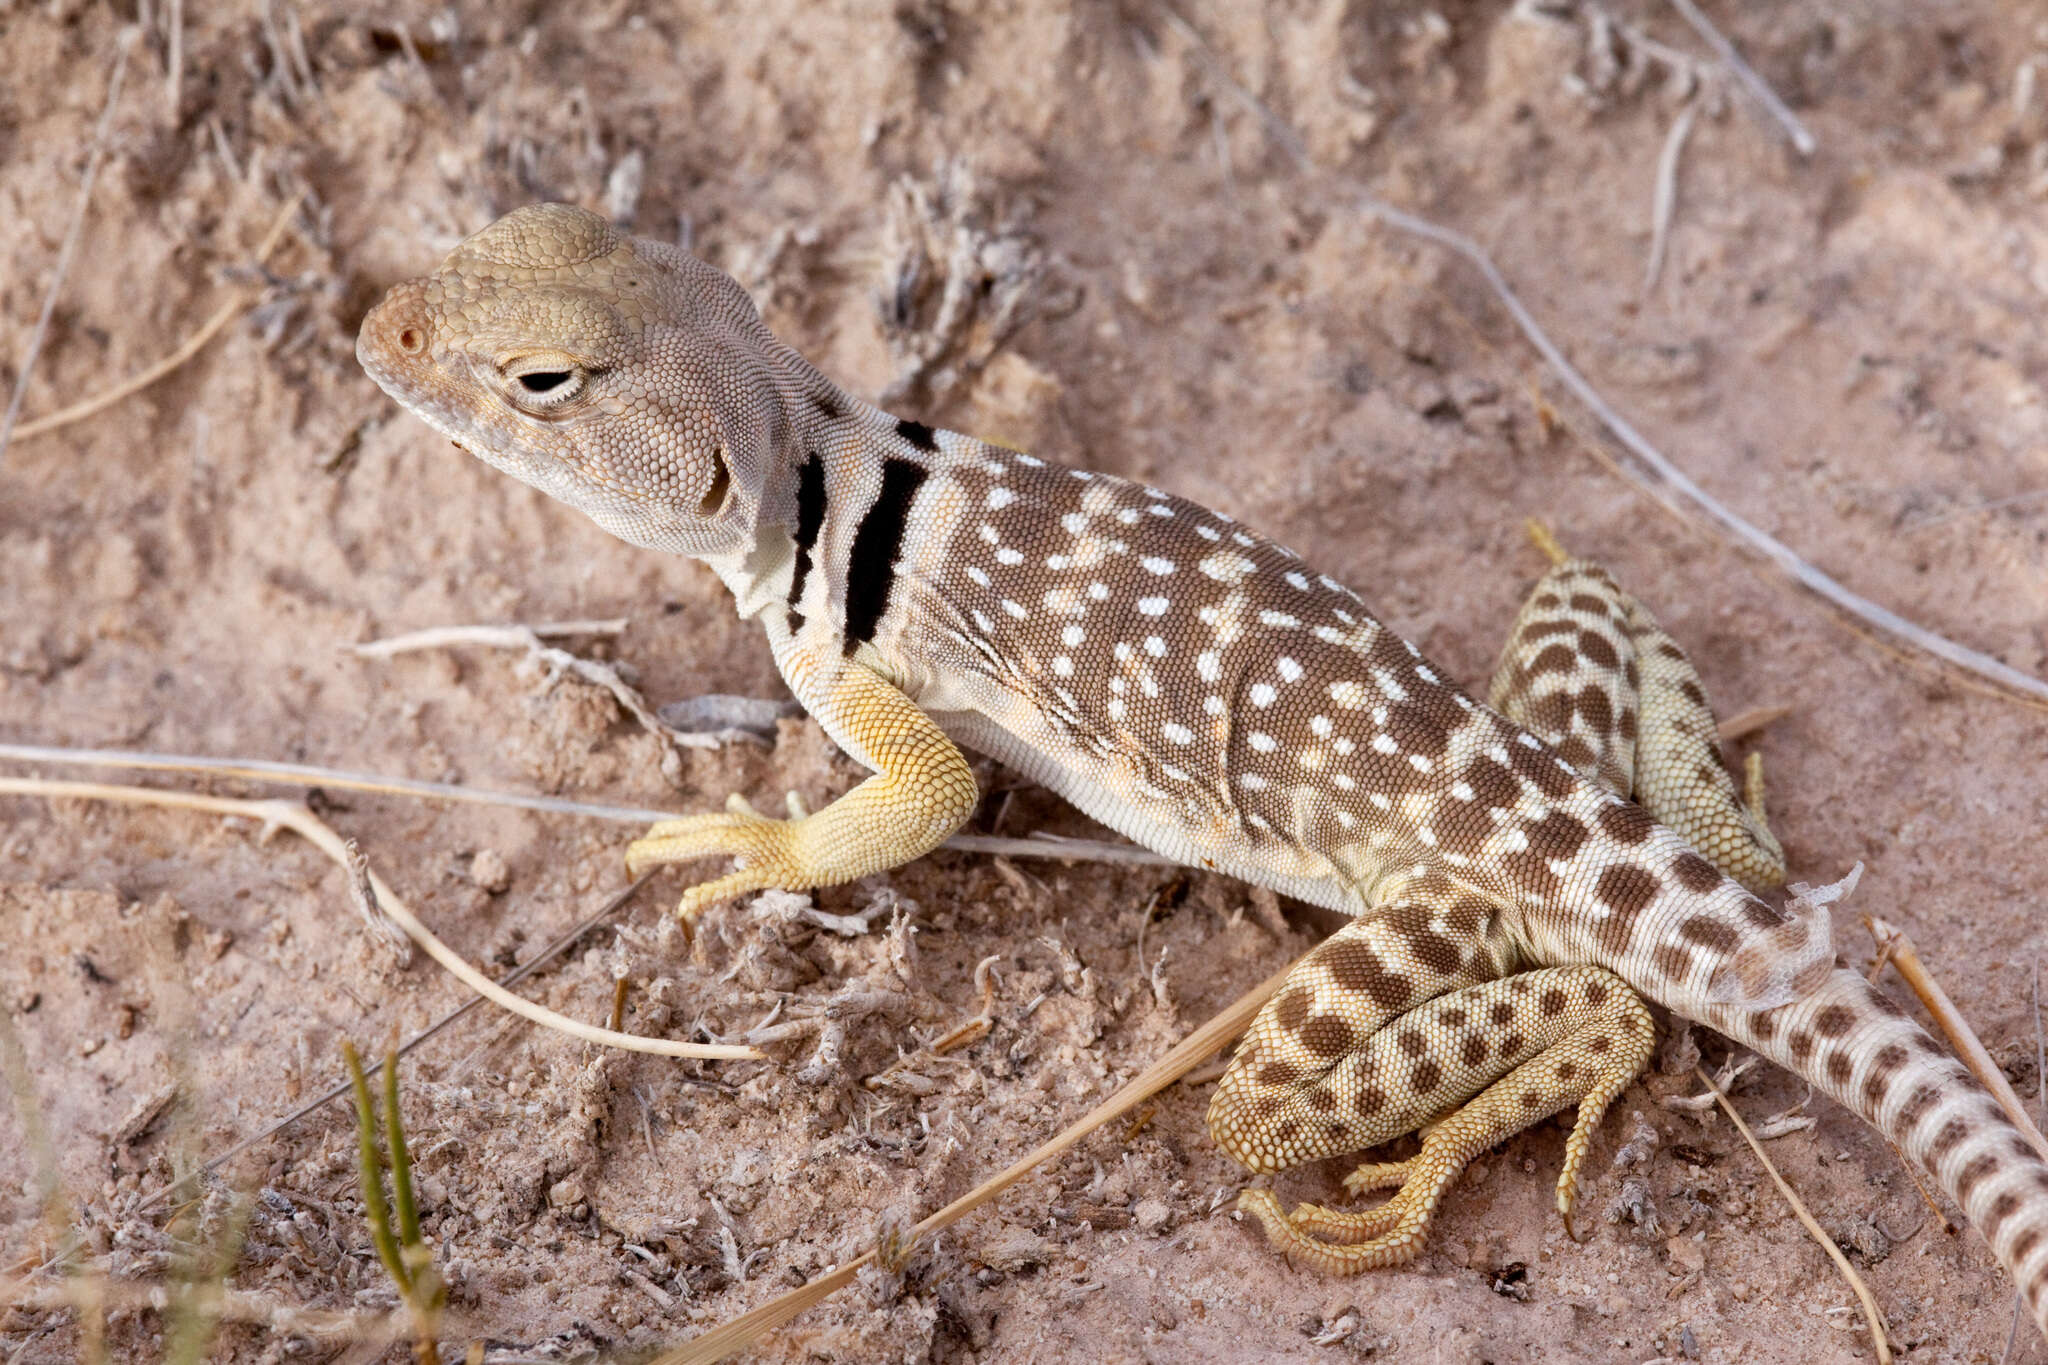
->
[357, 202, 804, 559]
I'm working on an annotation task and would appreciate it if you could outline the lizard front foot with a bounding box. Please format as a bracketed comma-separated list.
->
[625, 793, 826, 932]
[624, 661, 979, 933]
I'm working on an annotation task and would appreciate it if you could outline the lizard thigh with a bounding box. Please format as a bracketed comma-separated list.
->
[1237, 965, 1656, 1272]
[1487, 527, 1782, 889]
[1215, 956, 1648, 1177]
[1207, 881, 1511, 1175]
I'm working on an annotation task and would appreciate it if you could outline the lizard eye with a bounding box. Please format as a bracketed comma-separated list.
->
[501, 358, 589, 412]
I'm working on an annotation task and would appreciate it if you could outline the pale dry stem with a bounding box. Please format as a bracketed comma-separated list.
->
[0, 741, 1175, 867]
[1864, 917, 2048, 1161]
[0, 30, 134, 464]
[353, 620, 764, 751]
[10, 190, 305, 444]
[1664, 0, 1818, 155]
[649, 962, 1293, 1364]
[0, 775, 762, 1061]
[1693, 1066, 1891, 1363]
[1643, 96, 1700, 295]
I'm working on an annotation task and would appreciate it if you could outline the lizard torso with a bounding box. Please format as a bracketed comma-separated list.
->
[358, 203, 2048, 1338]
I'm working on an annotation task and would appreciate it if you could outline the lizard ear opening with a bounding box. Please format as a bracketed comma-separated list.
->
[698, 447, 733, 517]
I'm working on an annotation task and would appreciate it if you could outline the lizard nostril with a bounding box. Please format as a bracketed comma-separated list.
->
[396, 325, 426, 354]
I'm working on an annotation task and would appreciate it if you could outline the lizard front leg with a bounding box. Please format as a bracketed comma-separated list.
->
[627, 658, 979, 928]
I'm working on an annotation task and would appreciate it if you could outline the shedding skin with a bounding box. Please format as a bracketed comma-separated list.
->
[357, 204, 2048, 1339]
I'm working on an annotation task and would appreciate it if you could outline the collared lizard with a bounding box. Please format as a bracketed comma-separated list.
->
[356, 203, 2048, 1337]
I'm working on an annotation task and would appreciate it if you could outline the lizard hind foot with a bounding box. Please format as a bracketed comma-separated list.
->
[1230, 969, 1657, 1274]
[1235, 1188, 1433, 1273]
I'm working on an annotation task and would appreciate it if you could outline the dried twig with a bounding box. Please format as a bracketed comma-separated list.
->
[0, 740, 678, 823]
[10, 190, 304, 445]
[343, 836, 414, 967]
[1664, 0, 1816, 156]
[1643, 96, 1700, 294]
[1693, 1066, 1890, 1362]
[163, 0, 183, 119]
[1864, 917, 2048, 1161]
[0, 776, 762, 1062]
[930, 955, 1002, 1056]
[355, 621, 766, 751]
[1714, 704, 1792, 744]
[943, 832, 1175, 867]
[0, 30, 134, 465]
[0, 742, 1175, 866]
[651, 962, 1292, 1363]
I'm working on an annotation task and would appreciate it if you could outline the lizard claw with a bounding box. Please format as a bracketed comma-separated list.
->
[624, 801, 812, 938]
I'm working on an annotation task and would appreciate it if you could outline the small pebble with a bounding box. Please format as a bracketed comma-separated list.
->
[470, 849, 512, 894]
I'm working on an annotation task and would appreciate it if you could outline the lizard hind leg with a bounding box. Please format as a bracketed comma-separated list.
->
[1490, 523, 1784, 890]
[1207, 875, 1511, 1179]
[1236, 966, 1655, 1272]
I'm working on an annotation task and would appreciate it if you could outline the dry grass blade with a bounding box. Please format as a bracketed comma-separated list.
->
[0, 775, 763, 1061]
[352, 620, 628, 654]
[354, 620, 764, 751]
[11, 190, 305, 444]
[0, 740, 677, 823]
[1643, 97, 1700, 295]
[1693, 1067, 1890, 1362]
[0, 29, 133, 465]
[943, 832, 1175, 867]
[1864, 917, 2048, 1160]
[1665, 0, 1818, 155]
[651, 962, 1291, 1364]
[1714, 704, 1793, 743]
[0, 742, 1173, 866]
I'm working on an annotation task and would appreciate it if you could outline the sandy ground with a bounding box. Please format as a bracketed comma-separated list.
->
[4, 2, 2047, 1361]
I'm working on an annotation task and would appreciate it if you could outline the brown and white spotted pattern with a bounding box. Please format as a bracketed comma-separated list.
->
[358, 204, 2048, 1338]
[1488, 538, 1784, 891]
[1210, 544, 1775, 1269]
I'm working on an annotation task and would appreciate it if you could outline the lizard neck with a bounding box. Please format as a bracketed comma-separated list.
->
[711, 385, 967, 658]
[704, 535, 799, 623]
